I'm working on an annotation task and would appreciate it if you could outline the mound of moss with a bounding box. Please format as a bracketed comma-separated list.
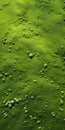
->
[0, 0, 65, 130]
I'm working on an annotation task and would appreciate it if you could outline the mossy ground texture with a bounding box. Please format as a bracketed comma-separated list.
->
[0, 0, 65, 130]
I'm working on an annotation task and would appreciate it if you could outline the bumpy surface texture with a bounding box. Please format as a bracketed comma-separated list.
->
[0, 0, 65, 130]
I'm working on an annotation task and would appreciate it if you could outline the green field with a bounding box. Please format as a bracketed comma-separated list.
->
[0, 0, 65, 130]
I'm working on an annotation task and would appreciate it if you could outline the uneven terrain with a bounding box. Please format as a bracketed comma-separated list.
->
[0, 0, 65, 130]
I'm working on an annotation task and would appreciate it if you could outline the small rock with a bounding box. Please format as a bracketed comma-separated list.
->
[0, 74, 3, 78]
[31, 96, 34, 99]
[33, 79, 37, 83]
[37, 120, 40, 124]
[60, 99, 64, 106]
[8, 89, 12, 92]
[25, 110, 28, 113]
[44, 63, 48, 68]
[59, 108, 63, 112]
[51, 80, 54, 84]
[2, 77, 6, 82]
[3, 112, 8, 118]
[8, 103, 12, 108]
[63, 57, 65, 61]
[51, 112, 55, 117]
[24, 107, 27, 110]
[61, 45, 64, 49]
[38, 126, 42, 130]
[29, 53, 34, 59]
[61, 91, 64, 94]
